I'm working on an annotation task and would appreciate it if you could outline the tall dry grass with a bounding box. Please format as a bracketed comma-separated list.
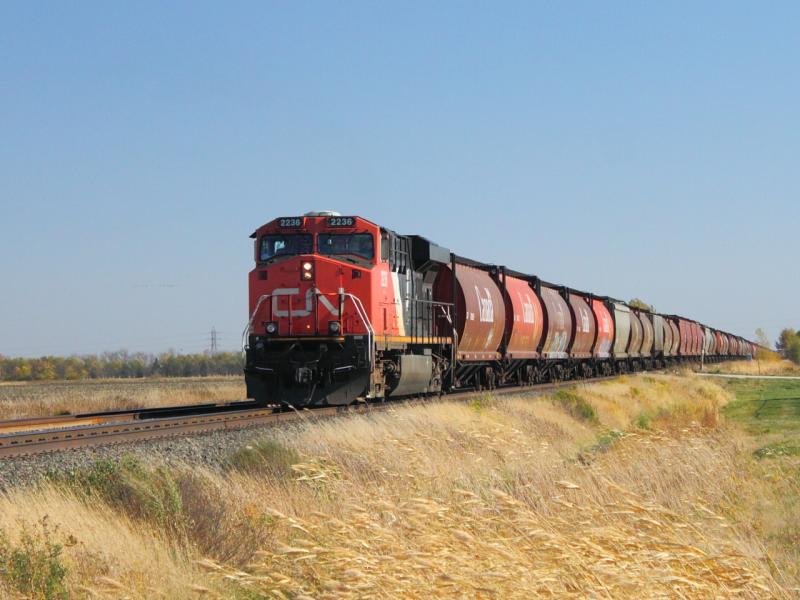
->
[0, 377, 246, 420]
[0, 374, 795, 598]
[705, 359, 800, 376]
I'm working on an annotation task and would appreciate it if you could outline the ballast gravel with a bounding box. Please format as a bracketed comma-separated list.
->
[0, 419, 312, 491]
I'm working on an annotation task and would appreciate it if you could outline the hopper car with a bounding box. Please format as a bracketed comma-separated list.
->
[244, 212, 755, 407]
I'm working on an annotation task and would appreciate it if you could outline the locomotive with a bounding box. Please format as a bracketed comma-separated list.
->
[243, 211, 754, 407]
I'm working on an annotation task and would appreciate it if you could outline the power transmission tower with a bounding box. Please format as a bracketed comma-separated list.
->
[210, 326, 218, 354]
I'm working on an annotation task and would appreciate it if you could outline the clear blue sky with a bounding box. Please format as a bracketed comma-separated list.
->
[1, 1, 797, 356]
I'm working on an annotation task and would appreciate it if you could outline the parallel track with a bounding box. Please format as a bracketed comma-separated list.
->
[0, 378, 612, 459]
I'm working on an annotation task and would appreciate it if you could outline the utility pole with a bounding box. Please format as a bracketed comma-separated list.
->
[210, 326, 218, 354]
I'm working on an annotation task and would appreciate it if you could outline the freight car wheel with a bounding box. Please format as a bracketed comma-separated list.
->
[523, 366, 536, 386]
[477, 367, 496, 391]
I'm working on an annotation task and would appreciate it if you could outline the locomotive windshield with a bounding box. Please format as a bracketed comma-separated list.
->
[318, 233, 374, 261]
[259, 234, 313, 261]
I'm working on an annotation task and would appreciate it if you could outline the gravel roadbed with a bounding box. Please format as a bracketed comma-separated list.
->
[0, 417, 313, 491]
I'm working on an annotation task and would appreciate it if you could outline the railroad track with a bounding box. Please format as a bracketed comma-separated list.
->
[0, 378, 614, 459]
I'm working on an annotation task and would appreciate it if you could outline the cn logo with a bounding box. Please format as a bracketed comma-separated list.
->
[553, 299, 565, 328]
[579, 307, 590, 332]
[271, 288, 340, 318]
[519, 293, 536, 324]
[474, 286, 494, 323]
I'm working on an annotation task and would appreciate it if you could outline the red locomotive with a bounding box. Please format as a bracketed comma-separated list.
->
[244, 211, 754, 407]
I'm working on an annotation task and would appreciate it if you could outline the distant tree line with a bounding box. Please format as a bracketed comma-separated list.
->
[776, 329, 800, 364]
[0, 351, 244, 382]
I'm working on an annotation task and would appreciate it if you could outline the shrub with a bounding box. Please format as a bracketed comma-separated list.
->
[52, 456, 184, 534]
[0, 518, 69, 600]
[595, 429, 625, 451]
[552, 389, 598, 424]
[52, 456, 276, 564]
[635, 412, 652, 430]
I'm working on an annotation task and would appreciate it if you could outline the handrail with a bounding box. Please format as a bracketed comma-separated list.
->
[242, 294, 272, 351]
[243, 291, 459, 384]
[343, 292, 375, 369]
[241, 291, 375, 370]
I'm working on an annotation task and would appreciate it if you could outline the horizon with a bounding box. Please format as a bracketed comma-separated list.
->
[2, 2, 798, 357]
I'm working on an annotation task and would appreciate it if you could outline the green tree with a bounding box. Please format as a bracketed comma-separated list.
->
[776, 328, 800, 364]
[788, 337, 800, 365]
[776, 328, 797, 354]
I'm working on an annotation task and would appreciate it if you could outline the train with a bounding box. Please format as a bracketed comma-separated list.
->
[243, 211, 754, 407]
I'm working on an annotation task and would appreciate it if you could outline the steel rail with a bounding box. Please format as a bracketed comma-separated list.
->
[0, 414, 116, 434]
[0, 400, 263, 437]
[0, 377, 615, 459]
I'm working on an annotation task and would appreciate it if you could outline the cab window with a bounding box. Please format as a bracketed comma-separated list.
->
[259, 234, 313, 260]
[318, 233, 374, 261]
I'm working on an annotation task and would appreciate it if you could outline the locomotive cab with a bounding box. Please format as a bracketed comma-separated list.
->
[245, 212, 381, 406]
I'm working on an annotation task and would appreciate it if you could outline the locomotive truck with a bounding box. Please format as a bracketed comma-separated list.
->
[243, 211, 754, 407]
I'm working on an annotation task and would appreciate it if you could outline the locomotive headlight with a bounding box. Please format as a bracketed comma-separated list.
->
[328, 321, 341, 334]
[265, 321, 278, 335]
[302, 262, 312, 271]
[301, 262, 313, 280]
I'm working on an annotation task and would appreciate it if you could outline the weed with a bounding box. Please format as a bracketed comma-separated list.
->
[467, 394, 494, 413]
[552, 389, 598, 424]
[0, 518, 69, 600]
[51, 456, 276, 565]
[226, 438, 301, 478]
[592, 429, 625, 453]
[754, 443, 800, 459]
[468, 397, 483, 412]
[635, 412, 652, 430]
[53, 456, 184, 533]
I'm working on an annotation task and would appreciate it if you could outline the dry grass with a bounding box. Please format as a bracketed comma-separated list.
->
[573, 374, 727, 431]
[705, 359, 800, 376]
[0, 374, 796, 598]
[0, 377, 246, 420]
[0, 489, 199, 598]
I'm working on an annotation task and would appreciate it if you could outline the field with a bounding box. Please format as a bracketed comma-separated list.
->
[704, 358, 800, 376]
[0, 377, 246, 420]
[0, 373, 798, 598]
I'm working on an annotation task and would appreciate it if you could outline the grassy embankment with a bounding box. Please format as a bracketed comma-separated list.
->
[0, 373, 798, 598]
[720, 376, 800, 581]
[0, 377, 246, 420]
